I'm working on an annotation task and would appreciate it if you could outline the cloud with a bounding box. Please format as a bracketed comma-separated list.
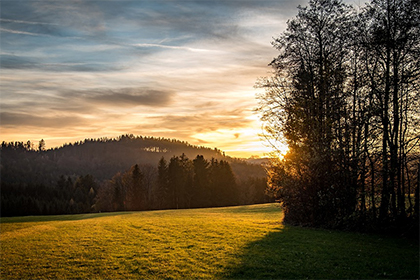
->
[0, 0, 281, 75]
[145, 108, 252, 134]
[0, 27, 54, 37]
[0, 18, 59, 25]
[0, 54, 122, 72]
[0, 112, 87, 128]
[85, 88, 174, 107]
[131, 43, 215, 53]
[0, 54, 37, 69]
[194, 102, 220, 109]
[0, 0, 312, 156]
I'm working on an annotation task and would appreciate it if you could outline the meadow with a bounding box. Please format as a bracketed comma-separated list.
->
[1, 203, 418, 279]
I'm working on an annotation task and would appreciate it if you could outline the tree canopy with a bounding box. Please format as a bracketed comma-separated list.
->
[257, 0, 419, 235]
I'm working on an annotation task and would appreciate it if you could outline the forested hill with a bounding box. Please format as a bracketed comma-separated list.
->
[1, 134, 265, 185]
[1, 135, 270, 216]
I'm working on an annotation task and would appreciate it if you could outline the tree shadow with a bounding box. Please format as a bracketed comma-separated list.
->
[0, 211, 133, 224]
[221, 225, 419, 279]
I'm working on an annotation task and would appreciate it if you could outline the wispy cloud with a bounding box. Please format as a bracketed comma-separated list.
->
[146, 108, 252, 134]
[0, 54, 123, 72]
[0, 112, 88, 128]
[132, 43, 215, 53]
[0, 18, 59, 25]
[84, 88, 175, 107]
[0, 27, 53, 37]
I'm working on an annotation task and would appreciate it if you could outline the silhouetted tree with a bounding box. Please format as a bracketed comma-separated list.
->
[192, 155, 211, 207]
[156, 157, 170, 209]
[125, 164, 144, 210]
[210, 159, 238, 207]
[258, 0, 356, 226]
[38, 139, 46, 152]
[73, 174, 98, 213]
[257, 0, 419, 234]
[110, 172, 126, 211]
[167, 154, 193, 209]
[361, 0, 420, 223]
[1, 135, 268, 216]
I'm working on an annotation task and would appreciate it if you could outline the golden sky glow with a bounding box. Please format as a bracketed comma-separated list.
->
[0, 1, 308, 158]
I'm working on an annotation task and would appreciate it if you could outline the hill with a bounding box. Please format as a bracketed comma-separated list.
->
[1, 134, 265, 184]
[1, 135, 270, 216]
[1, 204, 418, 279]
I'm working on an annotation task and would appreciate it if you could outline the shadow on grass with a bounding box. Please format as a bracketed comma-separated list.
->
[222, 225, 419, 279]
[0, 211, 133, 224]
[214, 203, 282, 214]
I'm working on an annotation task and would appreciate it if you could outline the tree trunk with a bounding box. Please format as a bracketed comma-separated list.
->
[414, 163, 419, 219]
[371, 159, 376, 219]
[379, 0, 392, 221]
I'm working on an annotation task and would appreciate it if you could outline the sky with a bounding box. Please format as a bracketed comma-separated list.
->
[1, 0, 318, 158]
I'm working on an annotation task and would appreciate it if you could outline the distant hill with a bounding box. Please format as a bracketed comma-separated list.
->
[244, 157, 271, 166]
[1, 134, 266, 185]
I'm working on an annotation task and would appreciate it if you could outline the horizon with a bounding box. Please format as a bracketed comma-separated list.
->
[3, 133, 274, 159]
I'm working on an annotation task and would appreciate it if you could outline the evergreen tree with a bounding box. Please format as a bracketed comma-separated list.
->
[168, 156, 183, 209]
[192, 155, 211, 207]
[73, 174, 98, 213]
[210, 159, 238, 207]
[38, 139, 46, 152]
[156, 157, 169, 209]
[128, 164, 145, 210]
[111, 172, 126, 211]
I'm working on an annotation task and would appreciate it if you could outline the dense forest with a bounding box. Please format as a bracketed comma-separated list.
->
[0, 135, 270, 216]
[1, 134, 228, 185]
[258, 0, 419, 236]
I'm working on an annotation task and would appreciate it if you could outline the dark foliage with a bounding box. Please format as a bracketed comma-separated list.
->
[258, 0, 419, 236]
[0, 135, 225, 186]
[97, 154, 255, 211]
[1, 135, 270, 216]
[1, 175, 97, 216]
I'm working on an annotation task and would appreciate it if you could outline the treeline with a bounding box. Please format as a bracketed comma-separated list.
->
[1, 154, 270, 216]
[1, 175, 98, 216]
[258, 0, 419, 236]
[98, 154, 267, 212]
[0, 134, 243, 186]
[1, 134, 220, 153]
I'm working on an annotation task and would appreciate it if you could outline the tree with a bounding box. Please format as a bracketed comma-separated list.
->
[25, 140, 33, 151]
[73, 174, 98, 213]
[192, 155, 211, 207]
[38, 139, 46, 152]
[110, 172, 126, 211]
[258, 0, 355, 226]
[156, 157, 169, 209]
[168, 155, 189, 209]
[139, 164, 157, 210]
[209, 159, 238, 207]
[126, 164, 144, 210]
[362, 0, 420, 222]
[257, 0, 420, 233]
[106, 164, 147, 211]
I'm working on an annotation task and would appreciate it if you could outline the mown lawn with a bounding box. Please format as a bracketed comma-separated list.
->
[0, 204, 418, 279]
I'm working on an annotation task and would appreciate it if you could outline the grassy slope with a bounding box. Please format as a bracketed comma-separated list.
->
[0, 204, 418, 279]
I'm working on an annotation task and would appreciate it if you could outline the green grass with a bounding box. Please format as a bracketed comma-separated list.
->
[1, 204, 418, 279]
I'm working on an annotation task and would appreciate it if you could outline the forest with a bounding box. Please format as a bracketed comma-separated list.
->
[257, 0, 419, 236]
[0, 135, 270, 216]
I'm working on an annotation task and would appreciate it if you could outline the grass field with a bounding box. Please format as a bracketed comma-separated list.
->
[1, 203, 418, 279]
